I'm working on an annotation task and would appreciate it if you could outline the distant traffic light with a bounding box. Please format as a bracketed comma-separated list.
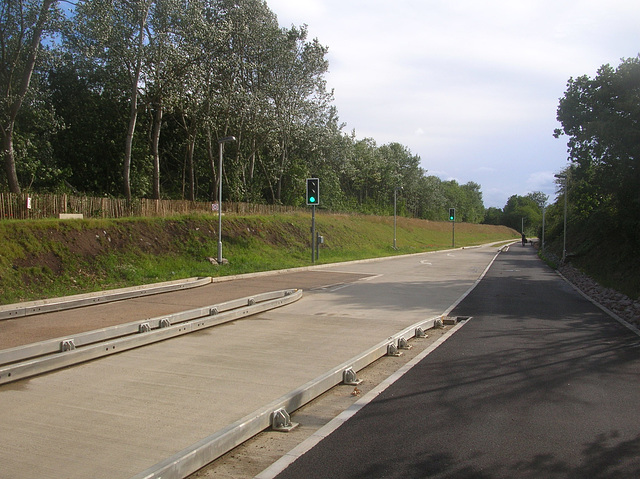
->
[449, 208, 455, 221]
[306, 178, 319, 205]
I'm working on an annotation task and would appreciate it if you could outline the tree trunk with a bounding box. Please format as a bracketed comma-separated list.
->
[258, 152, 276, 203]
[276, 143, 287, 203]
[1, 127, 20, 193]
[151, 102, 163, 199]
[187, 131, 196, 202]
[123, 97, 137, 202]
[1, 0, 56, 194]
[123, 3, 150, 202]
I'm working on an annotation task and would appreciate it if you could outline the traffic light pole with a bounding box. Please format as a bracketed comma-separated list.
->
[306, 178, 320, 263]
[311, 205, 316, 263]
[452, 220, 455, 248]
[448, 208, 455, 248]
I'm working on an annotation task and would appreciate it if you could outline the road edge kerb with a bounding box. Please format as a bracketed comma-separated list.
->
[254, 319, 471, 479]
[555, 270, 640, 337]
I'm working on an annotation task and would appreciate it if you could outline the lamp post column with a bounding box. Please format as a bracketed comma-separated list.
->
[217, 136, 236, 264]
[393, 188, 397, 249]
[562, 179, 567, 263]
[393, 186, 402, 249]
[555, 173, 568, 264]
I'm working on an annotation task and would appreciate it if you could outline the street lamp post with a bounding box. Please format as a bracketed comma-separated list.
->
[542, 204, 546, 251]
[555, 174, 568, 263]
[393, 187, 402, 249]
[217, 136, 236, 264]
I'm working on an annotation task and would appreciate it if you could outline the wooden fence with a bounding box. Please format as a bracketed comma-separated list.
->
[0, 193, 302, 220]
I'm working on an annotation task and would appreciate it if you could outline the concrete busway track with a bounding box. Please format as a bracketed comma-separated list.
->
[0, 243, 509, 479]
[0, 289, 302, 385]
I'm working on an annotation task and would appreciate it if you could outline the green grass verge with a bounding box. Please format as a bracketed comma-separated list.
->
[0, 212, 519, 304]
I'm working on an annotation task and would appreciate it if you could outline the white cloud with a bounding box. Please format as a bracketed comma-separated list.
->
[267, 0, 325, 23]
[266, 0, 640, 208]
[527, 171, 556, 191]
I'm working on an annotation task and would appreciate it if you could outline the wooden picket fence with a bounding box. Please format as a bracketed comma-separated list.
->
[0, 193, 302, 220]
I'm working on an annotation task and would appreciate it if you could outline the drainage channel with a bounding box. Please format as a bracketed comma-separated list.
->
[0, 289, 302, 385]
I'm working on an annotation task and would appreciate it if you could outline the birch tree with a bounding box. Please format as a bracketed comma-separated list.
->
[73, 0, 153, 202]
[1, 0, 59, 193]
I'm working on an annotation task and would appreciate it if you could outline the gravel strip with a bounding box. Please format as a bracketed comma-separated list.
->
[558, 263, 640, 328]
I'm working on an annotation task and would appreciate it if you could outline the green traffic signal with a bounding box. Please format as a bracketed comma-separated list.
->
[306, 178, 319, 206]
[449, 208, 455, 221]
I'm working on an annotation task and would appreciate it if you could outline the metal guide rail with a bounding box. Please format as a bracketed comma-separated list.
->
[0, 289, 302, 385]
[132, 315, 458, 479]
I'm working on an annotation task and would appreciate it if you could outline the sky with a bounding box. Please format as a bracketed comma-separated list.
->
[266, 0, 640, 208]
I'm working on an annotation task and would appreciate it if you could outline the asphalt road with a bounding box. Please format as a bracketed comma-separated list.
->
[272, 245, 640, 479]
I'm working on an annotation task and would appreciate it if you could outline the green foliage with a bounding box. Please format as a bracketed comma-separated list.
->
[1, 0, 494, 225]
[549, 56, 640, 298]
[501, 193, 546, 235]
[554, 56, 640, 248]
[483, 207, 503, 225]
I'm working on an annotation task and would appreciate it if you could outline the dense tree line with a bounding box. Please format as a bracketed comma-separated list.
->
[551, 56, 640, 291]
[485, 56, 639, 296]
[553, 56, 640, 248]
[483, 191, 548, 236]
[486, 56, 639, 273]
[1, 0, 484, 222]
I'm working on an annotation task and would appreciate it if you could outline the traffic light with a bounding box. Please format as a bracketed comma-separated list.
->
[449, 208, 455, 221]
[306, 178, 319, 206]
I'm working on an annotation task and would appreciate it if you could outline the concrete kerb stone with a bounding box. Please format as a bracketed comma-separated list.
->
[129, 316, 441, 479]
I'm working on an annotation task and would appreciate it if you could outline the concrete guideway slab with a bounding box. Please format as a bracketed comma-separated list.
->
[0, 245, 504, 479]
[134, 315, 444, 479]
[0, 290, 301, 385]
[0, 271, 371, 350]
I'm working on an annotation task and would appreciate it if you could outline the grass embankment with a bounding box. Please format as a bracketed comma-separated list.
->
[0, 212, 519, 304]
